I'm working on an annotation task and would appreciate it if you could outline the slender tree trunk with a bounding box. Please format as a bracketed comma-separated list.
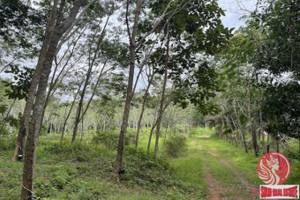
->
[80, 106, 84, 142]
[260, 109, 265, 154]
[72, 70, 90, 143]
[111, 44, 135, 182]
[251, 117, 259, 157]
[267, 133, 270, 153]
[135, 73, 153, 147]
[154, 25, 170, 157]
[147, 119, 158, 151]
[230, 114, 240, 147]
[262, 131, 265, 154]
[21, 0, 88, 197]
[61, 80, 82, 142]
[111, 0, 144, 183]
[21, 29, 63, 200]
[12, 29, 50, 161]
[241, 130, 248, 153]
[13, 32, 48, 161]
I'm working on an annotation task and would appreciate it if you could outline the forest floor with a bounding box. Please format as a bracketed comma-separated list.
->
[0, 129, 299, 200]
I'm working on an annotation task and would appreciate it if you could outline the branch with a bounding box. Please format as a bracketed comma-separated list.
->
[79, 59, 109, 121]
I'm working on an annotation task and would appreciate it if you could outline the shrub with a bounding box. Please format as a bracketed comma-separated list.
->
[121, 146, 173, 188]
[125, 130, 136, 146]
[92, 131, 136, 149]
[0, 135, 16, 150]
[38, 140, 110, 163]
[163, 135, 187, 158]
[91, 131, 119, 149]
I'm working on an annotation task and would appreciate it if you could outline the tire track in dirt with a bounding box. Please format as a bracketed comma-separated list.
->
[219, 159, 254, 192]
[191, 139, 257, 200]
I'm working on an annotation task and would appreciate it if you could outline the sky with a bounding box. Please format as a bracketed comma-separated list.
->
[218, 0, 257, 29]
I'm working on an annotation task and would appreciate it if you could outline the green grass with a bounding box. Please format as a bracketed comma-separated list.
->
[195, 131, 300, 186]
[1, 127, 299, 199]
[0, 130, 204, 200]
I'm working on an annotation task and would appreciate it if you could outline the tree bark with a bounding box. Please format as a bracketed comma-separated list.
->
[267, 133, 270, 153]
[233, 101, 248, 153]
[12, 11, 54, 161]
[21, 0, 87, 198]
[61, 80, 82, 142]
[147, 119, 159, 151]
[71, 25, 108, 143]
[111, 0, 144, 183]
[154, 24, 170, 157]
[260, 108, 266, 154]
[21, 31, 62, 200]
[135, 72, 153, 147]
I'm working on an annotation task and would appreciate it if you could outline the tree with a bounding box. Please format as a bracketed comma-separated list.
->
[111, 0, 182, 182]
[20, 0, 93, 199]
[149, 0, 231, 156]
[251, 0, 300, 155]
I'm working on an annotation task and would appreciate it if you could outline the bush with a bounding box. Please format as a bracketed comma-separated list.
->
[121, 146, 173, 188]
[39, 141, 110, 162]
[0, 135, 16, 150]
[92, 131, 136, 149]
[91, 131, 119, 149]
[125, 129, 136, 146]
[163, 135, 187, 158]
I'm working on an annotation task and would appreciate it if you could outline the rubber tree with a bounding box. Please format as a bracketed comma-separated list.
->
[150, 0, 232, 156]
[20, 0, 93, 199]
[111, 0, 179, 182]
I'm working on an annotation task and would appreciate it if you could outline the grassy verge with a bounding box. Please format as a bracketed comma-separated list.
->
[196, 131, 300, 187]
[0, 132, 204, 200]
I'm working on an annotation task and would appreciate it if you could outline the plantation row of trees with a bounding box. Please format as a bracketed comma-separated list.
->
[209, 0, 299, 159]
[0, 0, 231, 199]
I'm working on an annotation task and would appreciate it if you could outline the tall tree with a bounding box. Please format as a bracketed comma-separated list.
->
[111, 0, 179, 182]
[20, 0, 93, 199]
[150, 0, 231, 156]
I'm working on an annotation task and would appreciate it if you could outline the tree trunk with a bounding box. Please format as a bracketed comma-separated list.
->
[71, 20, 108, 143]
[154, 24, 170, 157]
[147, 119, 158, 151]
[241, 130, 248, 153]
[135, 73, 153, 147]
[111, 0, 144, 183]
[21, 0, 87, 198]
[251, 117, 259, 157]
[80, 106, 84, 142]
[267, 134, 270, 153]
[61, 81, 82, 141]
[12, 22, 51, 161]
[276, 138, 280, 153]
[21, 29, 63, 200]
[72, 70, 90, 143]
[262, 131, 265, 154]
[111, 44, 135, 182]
